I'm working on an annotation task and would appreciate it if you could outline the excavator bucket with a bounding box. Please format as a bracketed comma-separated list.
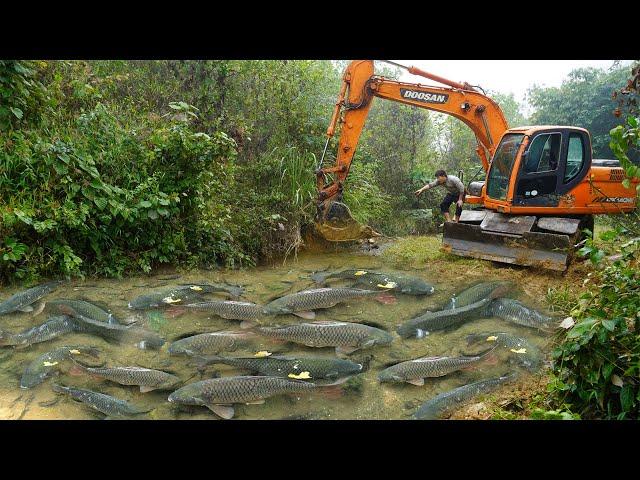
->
[442, 210, 586, 271]
[314, 200, 381, 242]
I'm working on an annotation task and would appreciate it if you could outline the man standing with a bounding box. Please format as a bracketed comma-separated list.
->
[415, 169, 466, 226]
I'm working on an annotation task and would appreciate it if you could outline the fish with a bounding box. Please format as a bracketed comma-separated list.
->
[71, 363, 182, 392]
[177, 282, 245, 298]
[168, 331, 257, 356]
[0, 281, 61, 315]
[183, 300, 264, 321]
[58, 305, 165, 350]
[51, 384, 152, 418]
[443, 281, 513, 310]
[254, 321, 394, 355]
[378, 347, 496, 385]
[396, 298, 492, 338]
[0, 315, 76, 348]
[413, 372, 518, 419]
[127, 287, 208, 310]
[167, 376, 317, 419]
[488, 298, 555, 330]
[263, 287, 376, 319]
[20, 345, 101, 389]
[47, 299, 121, 325]
[465, 332, 542, 372]
[194, 355, 364, 382]
[311, 269, 435, 296]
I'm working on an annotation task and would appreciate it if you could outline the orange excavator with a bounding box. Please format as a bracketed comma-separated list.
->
[314, 60, 638, 271]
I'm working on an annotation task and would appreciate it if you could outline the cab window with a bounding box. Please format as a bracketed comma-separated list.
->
[486, 133, 524, 200]
[564, 133, 585, 183]
[523, 133, 561, 173]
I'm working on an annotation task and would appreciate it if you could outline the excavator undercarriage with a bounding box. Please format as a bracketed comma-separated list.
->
[442, 211, 593, 271]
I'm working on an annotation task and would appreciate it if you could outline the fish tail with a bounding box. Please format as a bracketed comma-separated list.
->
[51, 383, 71, 395]
[310, 272, 331, 284]
[472, 344, 499, 358]
[0, 328, 15, 346]
[191, 355, 224, 369]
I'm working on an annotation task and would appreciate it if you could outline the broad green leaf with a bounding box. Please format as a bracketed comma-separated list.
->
[9, 107, 23, 119]
[602, 363, 614, 380]
[566, 317, 598, 339]
[620, 385, 635, 412]
[94, 198, 107, 210]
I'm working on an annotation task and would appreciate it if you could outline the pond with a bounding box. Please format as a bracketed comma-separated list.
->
[0, 241, 555, 420]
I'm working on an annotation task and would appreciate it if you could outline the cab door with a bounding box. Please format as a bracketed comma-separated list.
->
[512, 129, 591, 207]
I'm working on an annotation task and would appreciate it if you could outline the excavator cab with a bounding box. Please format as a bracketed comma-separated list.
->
[442, 126, 635, 271]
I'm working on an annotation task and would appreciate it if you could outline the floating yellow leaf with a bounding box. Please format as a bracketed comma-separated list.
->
[354, 271, 368, 276]
[510, 348, 527, 354]
[288, 371, 311, 379]
[162, 297, 181, 304]
[189, 286, 203, 291]
[68, 349, 81, 355]
[254, 351, 272, 358]
[43, 361, 59, 367]
[486, 336, 498, 341]
[377, 282, 397, 289]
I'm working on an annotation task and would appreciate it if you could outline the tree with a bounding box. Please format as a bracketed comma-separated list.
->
[527, 65, 635, 160]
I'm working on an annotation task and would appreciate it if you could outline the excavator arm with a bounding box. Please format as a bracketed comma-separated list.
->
[315, 60, 509, 240]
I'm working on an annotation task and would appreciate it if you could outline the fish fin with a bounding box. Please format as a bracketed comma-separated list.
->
[139, 386, 156, 393]
[374, 293, 397, 305]
[32, 301, 46, 317]
[67, 364, 87, 377]
[315, 383, 344, 399]
[381, 359, 408, 368]
[69, 356, 88, 375]
[165, 307, 187, 318]
[208, 404, 235, 419]
[355, 320, 389, 331]
[406, 378, 425, 386]
[335, 346, 358, 355]
[191, 355, 223, 369]
[310, 271, 330, 284]
[293, 311, 316, 320]
[18, 305, 34, 312]
[171, 331, 207, 341]
[240, 320, 256, 330]
[245, 400, 265, 405]
[316, 376, 350, 386]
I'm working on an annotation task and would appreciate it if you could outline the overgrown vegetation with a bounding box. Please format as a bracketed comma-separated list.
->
[0, 60, 385, 281]
[545, 63, 640, 419]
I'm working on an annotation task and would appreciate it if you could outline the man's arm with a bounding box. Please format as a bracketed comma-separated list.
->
[452, 177, 465, 205]
[415, 180, 438, 196]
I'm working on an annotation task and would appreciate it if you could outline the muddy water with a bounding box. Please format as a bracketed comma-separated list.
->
[0, 247, 555, 420]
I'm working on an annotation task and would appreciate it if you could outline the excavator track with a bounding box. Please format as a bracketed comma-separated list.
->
[442, 210, 592, 271]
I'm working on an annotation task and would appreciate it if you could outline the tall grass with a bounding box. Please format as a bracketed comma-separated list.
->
[275, 146, 317, 211]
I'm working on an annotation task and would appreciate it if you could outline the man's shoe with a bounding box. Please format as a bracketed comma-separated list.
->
[438, 222, 445, 228]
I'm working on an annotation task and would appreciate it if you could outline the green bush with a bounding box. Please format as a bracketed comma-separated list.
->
[549, 233, 639, 419]
[0, 94, 245, 280]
